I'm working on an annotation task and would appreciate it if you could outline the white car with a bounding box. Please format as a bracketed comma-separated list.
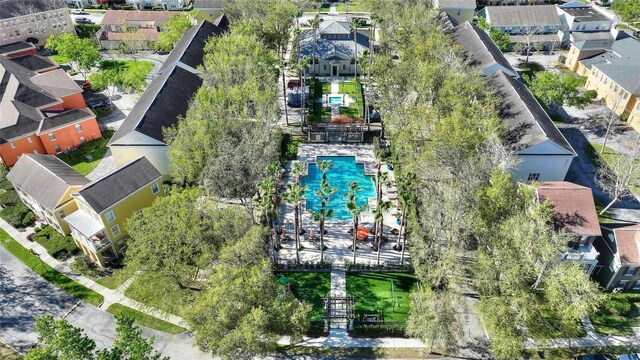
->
[71, 9, 86, 15]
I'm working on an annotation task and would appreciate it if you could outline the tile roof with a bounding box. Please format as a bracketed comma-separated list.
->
[612, 224, 640, 266]
[101, 10, 171, 26]
[536, 181, 602, 237]
[6, 154, 89, 210]
[77, 157, 161, 214]
[486, 5, 562, 27]
[109, 21, 223, 146]
[0, 0, 66, 20]
[487, 71, 575, 154]
[450, 21, 519, 78]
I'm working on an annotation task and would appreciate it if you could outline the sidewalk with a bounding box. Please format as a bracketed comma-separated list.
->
[524, 317, 640, 349]
[0, 218, 189, 329]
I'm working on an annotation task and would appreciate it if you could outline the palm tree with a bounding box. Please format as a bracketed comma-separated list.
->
[372, 198, 392, 266]
[316, 160, 334, 181]
[279, 59, 289, 126]
[296, 56, 311, 133]
[309, 178, 337, 263]
[283, 183, 308, 263]
[396, 174, 415, 264]
[344, 181, 367, 264]
[352, 21, 358, 83]
[291, 160, 306, 184]
[309, 15, 321, 75]
[258, 176, 278, 260]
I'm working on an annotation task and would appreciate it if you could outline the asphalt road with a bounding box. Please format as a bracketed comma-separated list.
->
[71, 12, 104, 25]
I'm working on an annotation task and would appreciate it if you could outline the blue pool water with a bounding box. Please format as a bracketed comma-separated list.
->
[302, 156, 375, 220]
[328, 96, 343, 105]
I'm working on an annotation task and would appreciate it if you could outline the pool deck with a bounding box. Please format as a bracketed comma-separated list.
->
[276, 144, 410, 265]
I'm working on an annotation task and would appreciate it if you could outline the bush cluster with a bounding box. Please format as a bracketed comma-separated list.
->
[350, 323, 406, 337]
[1, 202, 34, 228]
[32, 225, 78, 260]
[0, 190, 19, 206]
[70, 254, 108, 279]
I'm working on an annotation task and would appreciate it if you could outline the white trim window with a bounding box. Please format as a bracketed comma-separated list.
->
[104, 209, 115, 223]
[624, 266, 636, 276]
[151, 182, 160, 195]
[111, 224, 121, 238]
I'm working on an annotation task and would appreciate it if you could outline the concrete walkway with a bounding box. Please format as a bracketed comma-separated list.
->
[0, 218, 188, 329]
[86, 150, 117, 181]
[329, 267, 347, 330]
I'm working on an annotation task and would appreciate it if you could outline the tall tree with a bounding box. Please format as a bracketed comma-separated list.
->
[46, 34, 100, 80]
[372, 198, 392, 265]
[344, 181, 367, 263]
[528, 71, 596, 113]
[156, 13, 194, 51]
[611, 0, 640, 23]
[309, 178, 336, 263]
[309, 15, 321, 75]
[595, 140, 640, 214]
[283, 182, 308, 263]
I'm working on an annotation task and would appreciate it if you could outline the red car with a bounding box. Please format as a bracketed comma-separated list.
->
[81, 81, 92, 91]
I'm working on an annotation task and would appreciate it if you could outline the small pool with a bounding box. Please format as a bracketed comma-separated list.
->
[328, 96, 343, 105]
[302, 156, 375, 220]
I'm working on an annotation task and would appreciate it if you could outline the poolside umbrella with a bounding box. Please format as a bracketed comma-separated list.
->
[277, 275, 290, 287]
[356, 227, 370, 240]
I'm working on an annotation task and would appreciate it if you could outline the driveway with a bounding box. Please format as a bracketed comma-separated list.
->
[0, 245, 209, 359]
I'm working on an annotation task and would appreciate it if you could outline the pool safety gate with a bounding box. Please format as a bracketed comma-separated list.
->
[307, 123, 365, 143]
[323, 294, 356, 330]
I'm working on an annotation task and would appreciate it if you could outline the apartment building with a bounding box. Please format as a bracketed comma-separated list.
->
[64, 157, 163, 267]
[6, 154, 89, 235]
[0, 41, 37, 57]
[481, 5, 564, 49]
[0, 0, 74, 47]
[98, 10, 171, 49]
[557, 4, 614, 45]
[477, 0, 545, 5]
[595, 224, 640, 290]
[194, 0, 223, 22]
[0, 56, 102, 167]
[125, 0, 190, 10]
[433, 0, 476, 26]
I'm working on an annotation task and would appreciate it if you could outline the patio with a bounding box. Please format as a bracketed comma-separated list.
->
[276, 144, 410, 265]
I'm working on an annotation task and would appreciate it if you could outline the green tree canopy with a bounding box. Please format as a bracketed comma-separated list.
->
[611, 0, 640, 23]
[489, 28, 511, 52]
[156, 13, 194, 51]
[46, 33, 100, 80]
[528, 71, 593, 113]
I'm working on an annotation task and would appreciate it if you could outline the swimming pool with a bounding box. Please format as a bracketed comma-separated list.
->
[302, 156, 375, 220]
[328, 96, 343, 105]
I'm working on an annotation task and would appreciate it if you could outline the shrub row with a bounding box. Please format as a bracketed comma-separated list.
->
[274, 261, 332, 272]
[350, 323, 406, 337]
[1, 202, 34, 228]
[345, 261, 413, 273]
[32, 225, 78, 260]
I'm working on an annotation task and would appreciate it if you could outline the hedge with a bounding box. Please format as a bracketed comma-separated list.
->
[0, 190, 20, 206]
[33, 225, 78, 260]
[350, 322, 407, 337]
[1, 203, 33, 228]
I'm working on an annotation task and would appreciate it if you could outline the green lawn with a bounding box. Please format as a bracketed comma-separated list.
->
[309, 79, 364, 121]
[278, 272, 331, 321]
[591, 293, 640, 336]
[106, 303, 186, 334]
[526, 305, 586, 340]
[346, 272, 417, 321]
[335, 0, 368, 12]
[58, 129, 113, 176]
[99, 60, 154, 78]
[0, 230, 104, 306]
[124, 273, 196, 319]
[97, 270, 131, 290]
[51, 54, 69, 65]
[0, 342, 21, 360]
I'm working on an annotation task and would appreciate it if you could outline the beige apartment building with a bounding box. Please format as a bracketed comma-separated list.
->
[0, 0, 74, 47]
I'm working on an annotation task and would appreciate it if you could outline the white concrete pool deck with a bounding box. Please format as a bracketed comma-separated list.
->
[276, 144, 410, 265]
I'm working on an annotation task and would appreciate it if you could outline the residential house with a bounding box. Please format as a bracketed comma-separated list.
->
[594, 224, 640, 290]
[557, 5, 613, 45]
[533, 181, 601, 275]
[6, 154, 89, 235]
[98, 10, 171, 50]
[194, 0, 223, 23]
[64, 157, 163, 267]
[0, 0, 74, 47]
[433, 0, 476, 26]
[108, 20, 225, 175]
[125, 0, 191, 10]
[487, 71, 576, 181]
[0, 56, 102, 167]
[0, 41, 37, 58]
[477, 0, 545, 5]
[481, 5, 564, 49]
[450, 21, 520, 78]
[299, 18, 373, 76]
[568, 37, 640, 130]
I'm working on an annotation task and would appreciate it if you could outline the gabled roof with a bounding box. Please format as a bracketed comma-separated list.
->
[101, 10, 171, 26]
[485, 5, 562, 27]
[435, 0, 476, 8]
[487, 71, 575, 155]
[450, 21, 519, 78]
[561, 7, 611, 22]
[6, 154, 89, 210]
[320, 21, 351, 35]
[579, 37, 640, 94]
[611, 224, 640, 266]
[193, 0, 223, 9]
[8, 54, 57, 73]
[76, 157, 161, 214]
[536, 181, 601, 237]
[593, 63, 640, 94]
[0, 0, 66, 20]
[0, 42, 36, 57]
[108, 21, 223, 146]
[299, 28, 370, 60]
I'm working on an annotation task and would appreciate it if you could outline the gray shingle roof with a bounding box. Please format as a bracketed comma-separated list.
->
[486, 5, 562, 27]
[593, 63, 640, 94]
[0, 41, 36, 56]
[487, 71, 575, 155]
[9, 54, 57, 73]
[299, 27, 370, 60]
[193, 0, 223, 9]
[108, 20, 223, 146]
[436, 0, 476, 8]
[39, 108, 95, 132]
[562, 7, 610, 22]
[450, 21, 519, 78]
[7, 154, 89, 210]
[77, 157, 160, 214]
[0, 0, 66, 20]
[319, 21, 351, 35]
[578, 37, 640, 93]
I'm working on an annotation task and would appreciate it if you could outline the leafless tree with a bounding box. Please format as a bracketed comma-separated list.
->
[591, 106, 621, 155]
[512, 26, 541, 65]
[595, 138, 640, 214]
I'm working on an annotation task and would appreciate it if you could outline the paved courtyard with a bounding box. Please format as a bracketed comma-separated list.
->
[276, 144, 410, 265]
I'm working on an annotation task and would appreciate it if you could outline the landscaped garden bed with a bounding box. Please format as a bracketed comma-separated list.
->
[277, 271, 331, 336]
[0, 169, 36, 228]
[31, 225, 78, 260]
[591, 292, 640, 336]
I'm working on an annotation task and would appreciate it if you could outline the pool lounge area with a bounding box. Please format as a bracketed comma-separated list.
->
[276, 144, 409, 265]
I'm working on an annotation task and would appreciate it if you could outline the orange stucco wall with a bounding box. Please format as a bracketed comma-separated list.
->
[0, 136, 47, 167]
[38, 117, 102, 155]
[61, 93, 87, 109]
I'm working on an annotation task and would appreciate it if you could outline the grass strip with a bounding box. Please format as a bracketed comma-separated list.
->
[277, 345, 429, 359]
[96, 270, 130, 290]
[0, 231, 103, 307]
[106, 304, 186, 334]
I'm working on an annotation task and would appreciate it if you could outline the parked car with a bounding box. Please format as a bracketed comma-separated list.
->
[71, 8, 87, 15]
[75, 17, 93, 24]
[81, 81, 92, 91]
[287, 79, 301, 89]
[87, 98, 110, 108]
[287, 98, 302, 108]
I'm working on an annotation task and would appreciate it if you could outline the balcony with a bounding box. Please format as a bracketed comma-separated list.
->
[64, 209, 109, 253]
[563, 241, 599, 262]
